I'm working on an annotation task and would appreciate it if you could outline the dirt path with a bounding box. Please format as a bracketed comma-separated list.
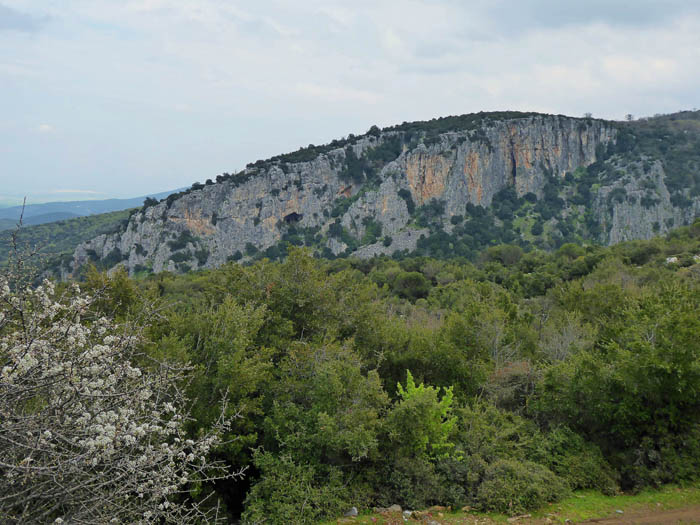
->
[580, 504, 700, 524]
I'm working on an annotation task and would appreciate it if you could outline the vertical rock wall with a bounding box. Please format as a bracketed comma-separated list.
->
[71, 114, 623, 275]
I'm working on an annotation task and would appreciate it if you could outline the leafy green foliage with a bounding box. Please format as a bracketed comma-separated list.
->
[415, 199, 446, 228]
[361, 217, 383, 245]
[383, 111, 544, 142]
[536, 279, 700, 489]
[242, 451, 351, 524]
[529, 426, 619, 494]
[476, 459, 570, 515]
[365, 135, 403, 163]
[398, 188, 416, 214]
[386, 371, 456, 460]
[167, 230, 197, 251]
[331, 193, 362, 218]
[28, 215, 700, 522]
[340, 146, 375, 183]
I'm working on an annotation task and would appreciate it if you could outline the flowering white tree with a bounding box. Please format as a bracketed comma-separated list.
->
[0, 273, 240, 523]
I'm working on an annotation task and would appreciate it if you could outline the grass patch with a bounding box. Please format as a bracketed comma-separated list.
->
[532, 484, 700, 523]
[322, 483, 700, 524]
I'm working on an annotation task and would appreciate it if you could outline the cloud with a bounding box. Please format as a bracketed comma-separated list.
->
[50, 189, 101, 194]
[2, 1, 700, 198]
[295, 82, 380, 104]
[0, 4, 46, 32]
[470, 0, 700, 36]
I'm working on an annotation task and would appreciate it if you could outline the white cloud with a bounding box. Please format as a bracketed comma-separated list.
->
[295, 82, 380, 104]
[2, 1, 700, 197]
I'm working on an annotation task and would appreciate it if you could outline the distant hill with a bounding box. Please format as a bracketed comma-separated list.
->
[0, 199, 22, 209]
[0, 219, 16, 231]
[0, 188, 184, 272]
[0, 212, 79, 232]
[0, 189, 185, 229]
[0, 209, 134, 271]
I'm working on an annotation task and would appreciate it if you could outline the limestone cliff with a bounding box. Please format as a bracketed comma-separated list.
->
[70, 111, 700, 275]
[594, 160, 700, 244]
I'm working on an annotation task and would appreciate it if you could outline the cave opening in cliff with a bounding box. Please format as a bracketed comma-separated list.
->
[284, 212, 303, 224]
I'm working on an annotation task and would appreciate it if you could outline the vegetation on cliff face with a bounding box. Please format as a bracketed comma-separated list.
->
[23, 218, 696, 522]
[63, 110, 699, 278]
[615, 110, 700, 200]
[3, 111, 698, 278]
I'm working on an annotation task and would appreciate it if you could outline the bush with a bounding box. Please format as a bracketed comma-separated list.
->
[340, 147, 373, 183]
[167, 230, 197, 251]
[242, 451, 351, 525]
[361, 217, 383, 245]
[535, 282, 700, 489]
[195, 247, 210, 265]
[531, 220, 544, 236]
[416, 199, 446, 228]
[385, 371, 456, 460]
[484, 244, 523, 266]
[398, 189, 416, 214]
[142, 196, 158, 209]
[530, 427, 619, 494]
[331, 195, 355, 218]
[392, 271, 431, 301]
[170, 250, 191, 263]
[476, 459, 569, 515]
[378, 457, 452, 510]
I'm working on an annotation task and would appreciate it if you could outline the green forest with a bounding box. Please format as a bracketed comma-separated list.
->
[4, 1, 700, 521]
[2, 111, 700, 522]
[32, 218, 699, 522]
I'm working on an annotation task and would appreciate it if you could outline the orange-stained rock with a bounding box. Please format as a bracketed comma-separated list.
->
[405, 150, 453, 205]
[169, 207, 216, 236]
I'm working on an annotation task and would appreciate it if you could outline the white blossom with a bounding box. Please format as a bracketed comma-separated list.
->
[0, 272, 240, 523]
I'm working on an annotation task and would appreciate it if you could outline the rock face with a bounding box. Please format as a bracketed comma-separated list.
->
[594, 160, 700, 244]
[70, 112, 699, 276]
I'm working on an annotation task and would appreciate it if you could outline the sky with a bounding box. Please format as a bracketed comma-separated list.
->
[1, 1, 699, 203]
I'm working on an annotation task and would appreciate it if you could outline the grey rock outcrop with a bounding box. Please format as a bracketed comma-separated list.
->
[69, 112, 698, 276]
[594, 160, 700, 244]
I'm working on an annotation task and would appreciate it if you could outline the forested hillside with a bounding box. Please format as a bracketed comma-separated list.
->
[0, 209, 132, 269]
[62, 218, 700, 522]
[69, 111, 700, 277]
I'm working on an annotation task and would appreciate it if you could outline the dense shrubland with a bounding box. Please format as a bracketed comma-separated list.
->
[3, 218, 700, 522]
